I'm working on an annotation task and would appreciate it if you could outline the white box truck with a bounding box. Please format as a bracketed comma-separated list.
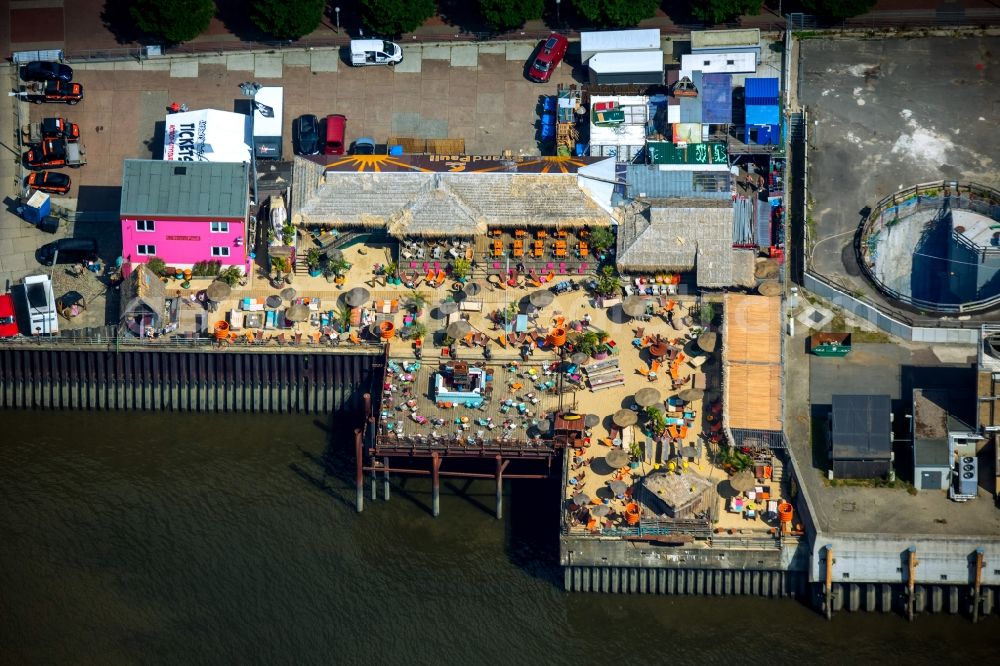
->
[22, 274, 58, 335]
[252, 86, 283, 159]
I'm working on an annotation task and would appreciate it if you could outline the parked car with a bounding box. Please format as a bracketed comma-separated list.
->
[24, 139, 67, 169]
[21, 80, 84, 104]
[351, 137, 376, 155]
[323, 114, 347, 155]
[293, 114, 320, 155]
[24, 171, 71, 195]
[36, 237, 98, 266]
[20, 60, 74, 82]
[22, 117, 80, 143]
[350, 40, 403, 67]
[527, 33, 569, 83]
[0, 294, 19, 338]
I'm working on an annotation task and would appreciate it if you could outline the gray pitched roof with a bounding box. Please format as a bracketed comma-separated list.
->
[616, 203, 755, 287]
[292, 165, 611, 237]
[120, 159, 249, 220]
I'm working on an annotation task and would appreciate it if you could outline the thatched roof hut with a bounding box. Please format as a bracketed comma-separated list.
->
[293, 168, 613, 235]
[120, 263, 167, 331]
[616, 202, 755, 288]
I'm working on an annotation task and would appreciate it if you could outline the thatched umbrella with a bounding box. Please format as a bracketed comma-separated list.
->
[605, 448, 629, 468]
[438, 301, 460, 316]
[281, 287, 298, 301]
[608, 479, 628, 496]
[697, 331, 718, 353]
[206, 280, 231, 302]
[758, 280, 781, 297]
[622, 295, 647, 318]
[285, 303, 310, 322]
[634, 387, 661, 407]
[730, 471, 756, 493]
[459, 282, 482, 300]
[265, 294, 282, 308]
[446, 320, 472, 340]
[570, 352, 589, 365]
[529, 290, 554, 308]
[612, 408, 638, 428]
[590, 504, 610, 518]
[344, 287, 370, 307]
[755, 258, 779, 279]
[572, 491, 591, 506]
[325, 248, 344, 263]
[678, 387, 705, 402]
[584, 414, 600, 428]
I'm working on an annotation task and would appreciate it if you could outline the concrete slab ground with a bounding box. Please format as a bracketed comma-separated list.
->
[169, 60, 199, 78]
[798, 36, 999, 304]
[450, 45, 478, 68]
[784, 313, 1000, 537]
[254, 54, 283, 79]
[309, 50, 339, 73]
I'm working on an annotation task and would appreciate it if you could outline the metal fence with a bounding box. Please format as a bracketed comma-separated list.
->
[857, 181, 1000, 315]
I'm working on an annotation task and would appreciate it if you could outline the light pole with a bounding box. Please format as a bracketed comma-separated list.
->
[239, 81, 261, 206]
[555, 0, 560, 25]
[335, 6, 341, 32]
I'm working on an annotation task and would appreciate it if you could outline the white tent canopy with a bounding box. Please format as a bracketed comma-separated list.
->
[163, 109, 252, 163]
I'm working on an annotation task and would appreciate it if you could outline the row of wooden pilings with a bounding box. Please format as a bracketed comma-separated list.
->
[0, 347, 379, 414]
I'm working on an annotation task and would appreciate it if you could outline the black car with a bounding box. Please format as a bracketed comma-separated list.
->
[20, 61, 74, 83]
[293, 114, 320, 156]
[24, 171, 72, 195]
[36, 237, 98, 266]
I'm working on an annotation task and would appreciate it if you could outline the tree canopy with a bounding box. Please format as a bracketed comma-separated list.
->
[802, 0, 876, 20]
[690, 0, 762, 24]
[571, 0, 659, 27]
[130, 0, 214, 44]
[251, 0, 325, 40]
[359, 0, 436, 36]
[480, 0, 544, 33]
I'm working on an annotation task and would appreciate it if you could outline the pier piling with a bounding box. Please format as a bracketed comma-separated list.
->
[431, 452, 441, 517]
[354, 428, 364, 513]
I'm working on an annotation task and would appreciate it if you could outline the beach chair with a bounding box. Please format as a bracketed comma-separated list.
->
[497, 333, 507, 348]
[434, 270, 447, 287]
[424, 269, 435, 283]
[309, 331, 322, 344]
[545, 270, 555, 283]
[349, 330, 361, 345]
[635, 366, 649, 377]
[650, 360, 661, 376]
[293, 332, 303, 345]
[274, 333, 287, 345]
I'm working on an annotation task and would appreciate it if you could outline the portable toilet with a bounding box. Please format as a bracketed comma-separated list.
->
[19, 190, 50, 224]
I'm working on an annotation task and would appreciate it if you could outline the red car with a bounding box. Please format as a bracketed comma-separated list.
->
[0, 294, 19, 338]
[527, 33, 569, 83]
[25, 171, 71, 195]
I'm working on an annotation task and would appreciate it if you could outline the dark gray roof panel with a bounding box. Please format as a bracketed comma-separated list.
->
[120, 159, 249, 220]
[831, 394, 892, 460]
[914, 438, 950, 467]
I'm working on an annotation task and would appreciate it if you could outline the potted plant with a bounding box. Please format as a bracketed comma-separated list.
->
[281, 223, 296, 246]
[594, 265, 621, 297]
[628, 440, 643, 469]
[306, 248, 323, 277]
[451, 257, 471, 281]
[589, 226, 615, 253]
[145, 256, 167, 278]
[218, 266, 242, 286]
[405, 321, 427, 342]
[333, 304, 352, 333]
[383, 260, 399, 284]
[570, 330, 600, 357]
[406, 290, 429, 317]
[644, 406, 668, 438]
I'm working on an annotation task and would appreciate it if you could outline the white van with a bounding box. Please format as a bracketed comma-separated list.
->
[350, 40, 403, 67]
[22, 274, 58, 335]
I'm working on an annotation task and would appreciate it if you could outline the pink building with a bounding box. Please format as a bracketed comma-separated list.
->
[120, 159, 250, 272]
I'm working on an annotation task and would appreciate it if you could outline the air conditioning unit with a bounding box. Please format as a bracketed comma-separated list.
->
[958, 456, 978, 497]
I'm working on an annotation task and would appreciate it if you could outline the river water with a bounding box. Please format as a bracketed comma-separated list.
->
[1, 411, 996, 664]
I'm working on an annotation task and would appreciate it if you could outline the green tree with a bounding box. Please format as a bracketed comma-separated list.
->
[802, 0, 876, 19]
[572, 0, 658, 26]
[360, 0, 435, 36]
[130, 0, 214, 44]
[690, 0, 762, 24]
[480, 0, 544, 32]
[251, 0, 325, 40]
